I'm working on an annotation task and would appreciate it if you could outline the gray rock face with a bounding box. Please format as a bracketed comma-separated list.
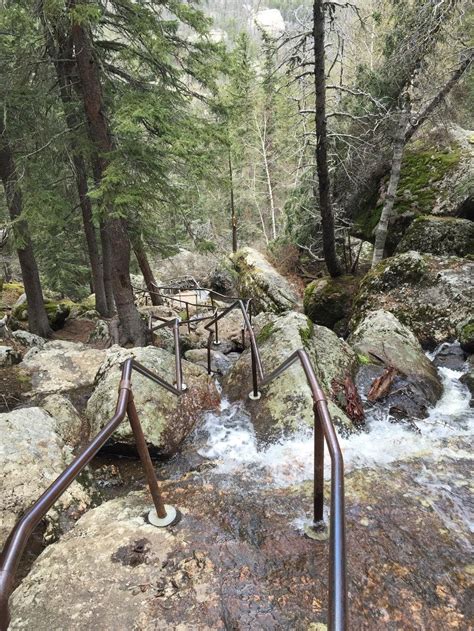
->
[87, 346, 220, 453]
[349, 310, 442, 419]
[184, 348, 232, 375]
[231, 247, 300, 314]
[224, 311, 358, 437]
[0, 345, 21, 367]
[11, 329, 46, 349]
[153, 248, 217, 286]
[19, 340, 106, 396]
[0, 407, 91, 547]
[397, 216, 474, 257]
[352, 251, 474, 347]
[41, 394, 84, 448]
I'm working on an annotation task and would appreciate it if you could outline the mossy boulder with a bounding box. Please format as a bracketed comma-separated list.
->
[351, 251, 474, 347]
[354, 134, 472, 251]
[230, 247, 300, 314]
[304, 275, 360, 335]
[12, 300, 70, 331]
[457, 318, 474, 354]
[224, 311, 359, 437]
[349, 310, 442, 420]
[397, 216, 474, 257]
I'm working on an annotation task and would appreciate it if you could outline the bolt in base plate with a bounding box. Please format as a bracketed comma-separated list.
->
[148, 505, 178, 528]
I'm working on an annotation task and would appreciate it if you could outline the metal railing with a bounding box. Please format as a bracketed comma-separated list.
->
[1, 291, 347, 631]
[0, 355, 187, 631]
[204, 299, 347, 630]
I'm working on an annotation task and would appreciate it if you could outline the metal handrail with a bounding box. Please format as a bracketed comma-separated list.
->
[0, 355, 187, 631]
[204, 300, 347, 631]
[1, 294, 347, 631]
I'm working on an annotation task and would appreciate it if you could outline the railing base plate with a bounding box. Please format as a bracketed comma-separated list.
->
[248, 391, 262, 401]
[148, 505, 178, 528]
[304, 522, 329, 541]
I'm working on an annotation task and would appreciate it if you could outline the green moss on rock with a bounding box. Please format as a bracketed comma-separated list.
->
[457, 318, 474, 354]
[397, 216, 474, 257]
[304, 275, 360, 333]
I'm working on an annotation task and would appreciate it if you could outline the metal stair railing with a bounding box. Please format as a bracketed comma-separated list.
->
[204, 300, 347, 631]
[1, 291, 347, 631]
[0, 355, 187, 631]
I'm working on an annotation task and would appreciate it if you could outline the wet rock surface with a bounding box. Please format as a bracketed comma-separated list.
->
[225, 312, 358, 436]
[349, 310, 442, 419]
[9, 437, 472, 631]
[87, 346, 220, 453]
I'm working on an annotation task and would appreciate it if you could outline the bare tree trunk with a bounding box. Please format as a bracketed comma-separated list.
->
[0, 122, 52, 338]
[313, 0, 343, 278]
[131, 235, 163, 306]
[71, 9, 146, 345]
[256, 114, 277, 240]
[229, 150, 237, 253]
[372, 106, 410, 267]
[343, 52, 473, 223]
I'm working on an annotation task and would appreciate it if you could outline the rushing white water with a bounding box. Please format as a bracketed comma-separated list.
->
[197, 356, 473, 488]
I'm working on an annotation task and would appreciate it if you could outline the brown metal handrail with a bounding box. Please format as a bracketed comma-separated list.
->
[204, 300, 347, 631]
[0, 356, 187, 631]
[1, 295, 346, 631]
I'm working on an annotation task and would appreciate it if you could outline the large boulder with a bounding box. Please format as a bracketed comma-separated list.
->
[351, 251, 474, 347]
[230, 247, 300, 314]
[224, 311, 359, 437]
[397, 216, 474, 257]
[87, 346, 220, 454]
[153, 248, 217, 286]
[41, 394, 84, 448]
[184, 348, 232, 376]
[19, 340, 106, 396]
[304, 275, 360, 335]
[349, 310, 442, 420]
[0, 407, 92, 547]
[11, 329, 46, 349]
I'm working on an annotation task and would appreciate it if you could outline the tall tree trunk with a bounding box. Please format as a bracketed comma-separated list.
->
[0, 122, 52, 338]
[131, 235, 163, 306]
[99, 220, 115, 314]
[229, 150, 237, 253]
[313, 0, 343, 278]
[70, 9, 146, 345]
[372, 106, 410, 266]
[42, 19, 110, 317]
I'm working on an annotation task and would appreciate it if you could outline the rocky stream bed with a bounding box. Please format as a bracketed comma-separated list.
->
[6, 344, 473, 631]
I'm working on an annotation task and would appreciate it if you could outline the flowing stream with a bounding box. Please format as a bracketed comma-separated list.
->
[194, 348, 473, 541]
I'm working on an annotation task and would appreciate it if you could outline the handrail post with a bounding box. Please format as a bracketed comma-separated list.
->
[214, 315, 220, 345]
[248, 340, 261, 400]
[313, 403, 325, 525]
[207, 331, 214, 375]
[186, 303, 190, 333]
[172, 320, 185, 391]
[127, 392, 178, 528]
